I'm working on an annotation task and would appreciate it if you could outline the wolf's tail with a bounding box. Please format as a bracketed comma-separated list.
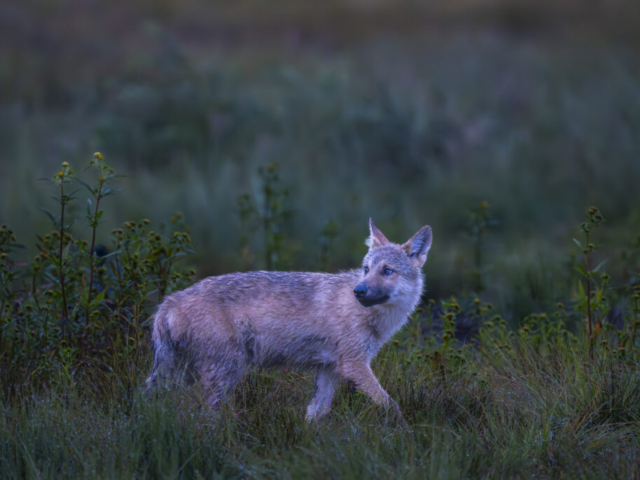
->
[145, 307, 179, 391]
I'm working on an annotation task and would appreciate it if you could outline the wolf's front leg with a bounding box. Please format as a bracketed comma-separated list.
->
[305, 369, 339, 422]
[341, 364, 403, 422]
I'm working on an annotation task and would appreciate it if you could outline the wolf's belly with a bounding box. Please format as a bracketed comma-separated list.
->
[250, 332, 337, 370]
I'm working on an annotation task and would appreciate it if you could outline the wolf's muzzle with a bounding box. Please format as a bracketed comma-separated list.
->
[353, 284, 367, 299]
[354, 284, 389, 307]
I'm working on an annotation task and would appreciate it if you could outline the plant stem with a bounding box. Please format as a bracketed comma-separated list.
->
[632, 297, 639, 353]
[164, 255, 174, 298]
[474, 228, 483, 271]
[263, 189, 272, 271]
[85, 184, 103, 327]
[584, 230, 593, 360]
[0, 298, 5, 351]
[59, 181, 69, 335]
[32, 272, 41, 311]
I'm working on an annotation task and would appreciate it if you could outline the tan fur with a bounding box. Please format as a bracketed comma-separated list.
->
[146, 219, 432, 422]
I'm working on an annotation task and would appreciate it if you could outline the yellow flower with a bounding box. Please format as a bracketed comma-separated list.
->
[93, 152, 103, 160]
[61, 162, 69, 167]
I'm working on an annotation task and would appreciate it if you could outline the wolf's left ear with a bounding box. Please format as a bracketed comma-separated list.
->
[366, 218, 390, 250]
[402, 225, 432, 267]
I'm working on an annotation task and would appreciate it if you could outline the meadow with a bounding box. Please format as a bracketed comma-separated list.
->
[1, 0, 640, 478]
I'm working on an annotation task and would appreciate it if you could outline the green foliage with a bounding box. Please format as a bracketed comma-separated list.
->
[2, 155, 640, 478]
[573, 206, 608, 358]
[463, 201, 495, 293]
[0, 154, 195, 388]
[319, 220, 340, 271]
[236, 161, 295, 271]
[3, 29, 640, 306]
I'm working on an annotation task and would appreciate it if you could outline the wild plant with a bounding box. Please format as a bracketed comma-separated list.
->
[0, 153, 195, 387]
[572, 206, 606, 358]
[258, 161, 293, 270]
[236, 161, 294, 270]
[464, 200, 495, 293]
[319, 220, 339, 271]
[237, 193, 256, 271]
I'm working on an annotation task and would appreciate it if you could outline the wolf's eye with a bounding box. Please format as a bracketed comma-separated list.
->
[363, 266, 369, 275]
[382, 267, 394, 276]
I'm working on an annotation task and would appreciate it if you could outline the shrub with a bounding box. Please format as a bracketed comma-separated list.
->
[0, 154, 195, 389]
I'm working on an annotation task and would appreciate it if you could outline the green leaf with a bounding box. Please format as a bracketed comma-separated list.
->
[572, 238, 583, 249]
[76, 178, 96, 195]
[39, 207, 57, 225]
[91, 289, 107, 307]
[62, 241, 72, 260]
[67, 189, 82, 200]
[102, 189, 122, 197]
[593, 259, 608, 273]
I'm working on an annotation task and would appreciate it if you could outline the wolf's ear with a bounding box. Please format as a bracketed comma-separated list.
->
[402, 225, 432, 267]
[365, 218, 390, 250]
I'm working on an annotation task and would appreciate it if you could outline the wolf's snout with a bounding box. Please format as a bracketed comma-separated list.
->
[353, 284, 367, 299]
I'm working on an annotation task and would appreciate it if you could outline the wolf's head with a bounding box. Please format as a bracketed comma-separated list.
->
[353, 218, 432, 308]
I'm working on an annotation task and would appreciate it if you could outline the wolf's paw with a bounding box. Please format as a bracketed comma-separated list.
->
[387, 398, 406, 427]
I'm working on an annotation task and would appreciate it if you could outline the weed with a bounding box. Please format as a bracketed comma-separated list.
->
[573, 206, 606, 358]
[0, 154, 195, 389]
[236, 161, 294, 271]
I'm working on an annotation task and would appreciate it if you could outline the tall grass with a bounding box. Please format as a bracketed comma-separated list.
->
[2, 27, 640, 307]
[2, 332, 639, 478]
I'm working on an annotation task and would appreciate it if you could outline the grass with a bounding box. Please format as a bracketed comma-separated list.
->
[2, 332, 640, 478]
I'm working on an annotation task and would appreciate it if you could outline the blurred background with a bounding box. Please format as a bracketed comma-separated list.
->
[1, 0, 640, 321]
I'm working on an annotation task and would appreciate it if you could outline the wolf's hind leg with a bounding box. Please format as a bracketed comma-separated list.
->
[306, 369, 339, 422]
[145, 340, 179, 393]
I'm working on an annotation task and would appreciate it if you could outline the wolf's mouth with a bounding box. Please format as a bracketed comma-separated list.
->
[357, 295, 390, 307]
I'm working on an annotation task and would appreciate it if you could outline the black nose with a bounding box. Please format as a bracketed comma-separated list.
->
[354, 284, 367, 298]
